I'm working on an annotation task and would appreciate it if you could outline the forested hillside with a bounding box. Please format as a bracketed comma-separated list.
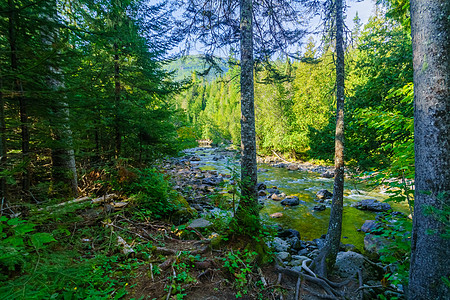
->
[177, 12, 413, 173]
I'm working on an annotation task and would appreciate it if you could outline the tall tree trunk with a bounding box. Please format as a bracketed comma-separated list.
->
[314, 0, 345, 277]
[50, 103, 78, 197]
[45, 2, 78, 197]
[235, 0, 259, 232]
[408, 1, 450, 298]
[9, 0, 30, 200]
[0, 85, 6, 200]
[114, 43, 121, 158]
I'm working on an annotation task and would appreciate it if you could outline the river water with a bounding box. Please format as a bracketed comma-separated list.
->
[184, 147, 409, 251]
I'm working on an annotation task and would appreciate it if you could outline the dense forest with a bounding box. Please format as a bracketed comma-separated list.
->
[0, 0, 448, 299]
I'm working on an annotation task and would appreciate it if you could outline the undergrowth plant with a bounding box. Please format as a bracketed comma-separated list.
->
[222, 249, 258, 298]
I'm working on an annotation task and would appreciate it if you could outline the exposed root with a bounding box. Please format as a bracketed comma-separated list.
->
[303, 287, 340, 300]
[295, 276, 302, 300]
[275, 264, 345, 299]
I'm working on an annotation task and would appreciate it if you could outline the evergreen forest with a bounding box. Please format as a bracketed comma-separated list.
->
[0, 0, 448, 299]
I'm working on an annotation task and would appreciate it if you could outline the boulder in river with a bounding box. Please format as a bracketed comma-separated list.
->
[313, 204, 326, 211]
[281, 196, 302, 206]
[202, 176, 224, 186]
[316, 189, 333, 200]
[256, 182, 266, 190]
[271, 193, 286, 201]
[258, 190, 267, 196]
[352, 199, 392, 212]
[321, 171, 334, 178]
[266, 187, 281, 194]
[277, 228, 301, 240]
[270, 212, 284, 218]
[287, 164, 299, 171]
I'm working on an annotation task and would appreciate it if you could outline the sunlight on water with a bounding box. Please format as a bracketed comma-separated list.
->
[184, 147, 410, 252]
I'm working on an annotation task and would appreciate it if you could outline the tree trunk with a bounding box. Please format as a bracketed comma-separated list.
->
[408, 1, 450, 299]
[114, 43, 121, 158]
[0, 85, 6, 200]
[50, 103, 78, 197]
[45, 2, 78, 197]
[235, 0, 259, 232]
[314, 0, 345, 277]
[9, 0, 30, 200]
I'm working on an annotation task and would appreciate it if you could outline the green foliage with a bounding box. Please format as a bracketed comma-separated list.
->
[123, 168, 178, 219]
[0, 216, 56, 279]
[372, 212, 412, 288]
[222, 249, 258, 297]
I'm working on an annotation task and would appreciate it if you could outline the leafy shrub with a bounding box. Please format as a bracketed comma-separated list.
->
[0, 216, 56, 280]
[124, 168, 178, 218]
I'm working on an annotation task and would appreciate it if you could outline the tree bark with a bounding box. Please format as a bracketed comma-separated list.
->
[314, 0, 345, 277]
[235, 0, 259, 232]
[45, 2, 78, 197]
[408, 1, 450, 299]
[114, 43, 121, 159]
[8, 0, 30, 200]
[0, 85, 6, 200]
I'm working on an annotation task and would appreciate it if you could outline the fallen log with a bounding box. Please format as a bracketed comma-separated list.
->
[38, 194, 117, 211]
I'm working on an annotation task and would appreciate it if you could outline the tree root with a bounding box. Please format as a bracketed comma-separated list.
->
[275, 264, 345, 299]
[303, 287, 340, 300]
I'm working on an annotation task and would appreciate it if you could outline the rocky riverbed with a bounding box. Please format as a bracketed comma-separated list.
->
[158, 146, 409, 298]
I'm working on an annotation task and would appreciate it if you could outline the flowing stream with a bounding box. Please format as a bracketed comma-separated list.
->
[184, 146, 409, 252]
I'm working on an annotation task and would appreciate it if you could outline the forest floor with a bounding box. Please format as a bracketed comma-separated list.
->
[0, 147, 393, 300]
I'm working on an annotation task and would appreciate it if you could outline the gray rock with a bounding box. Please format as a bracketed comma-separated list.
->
[267, 187, 281, 194]
[364, 234, 389, 254]
[257, 182, 267, 190]
[316, 189, 333, 199]
[276, 251, 291, 261]
[321, 171, 334, 178]
[361, 220, 380, 233]
[334, 251, 384, 281]
[278, 229, 301, 239]
[188, 218, 212, 229]
[271, 237, 290, 252]
[313, 238, 326, 249]
[202, 176, 224, 186]
[313, 204, 326, 211]
[281, 196, 303, 206]
[352, 199, 392, 212]
[288, 237, 303, 250]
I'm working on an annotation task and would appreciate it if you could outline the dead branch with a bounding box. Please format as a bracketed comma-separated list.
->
[38, 193, 117, 211]
[272, 150, 290, 164]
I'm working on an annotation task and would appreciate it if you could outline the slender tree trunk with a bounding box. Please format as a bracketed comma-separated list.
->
[0, 86, 6, 200]
[314, 0, 345, 277]
[408, 1, 450, 298]
[9, 0, 30, 200]
[114, 43, 121, 158]
[235, 0, 259, 232]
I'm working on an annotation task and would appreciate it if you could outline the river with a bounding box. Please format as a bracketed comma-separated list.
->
[183, 146, 410, 252]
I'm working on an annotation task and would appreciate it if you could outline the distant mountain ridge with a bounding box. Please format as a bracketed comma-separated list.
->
[164, 55, 229, 82]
